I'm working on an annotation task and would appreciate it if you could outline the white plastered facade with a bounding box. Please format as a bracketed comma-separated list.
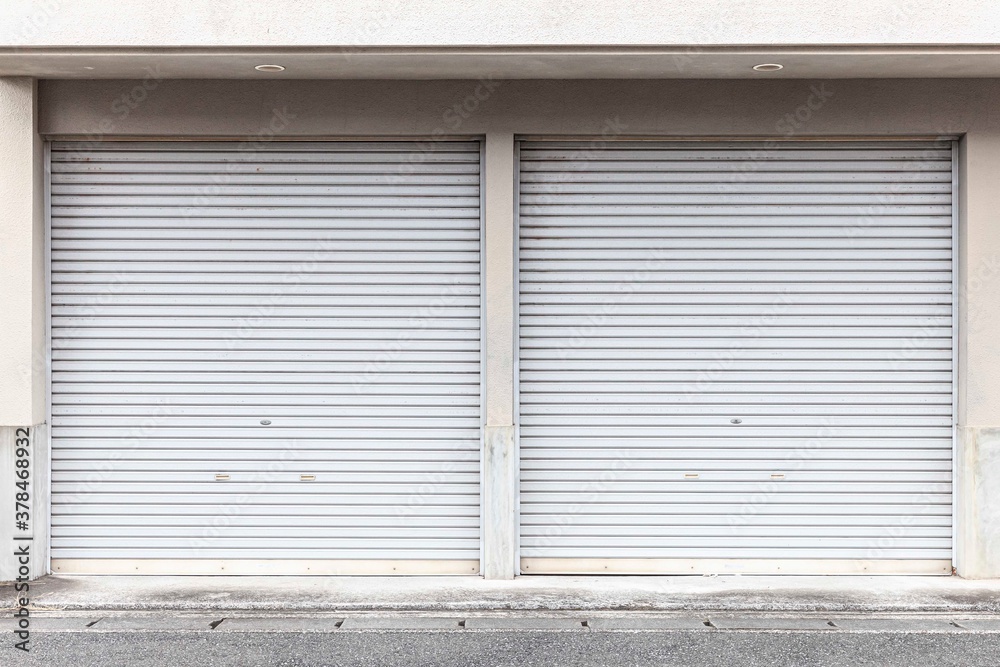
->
[2, 76, 1000, 579]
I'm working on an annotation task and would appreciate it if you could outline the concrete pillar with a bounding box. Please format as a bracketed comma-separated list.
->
[0, 77, 48, 581]
[482, 132, 518, 579]
[955, 132, 1000, 579]
[0, 425, 48, 581]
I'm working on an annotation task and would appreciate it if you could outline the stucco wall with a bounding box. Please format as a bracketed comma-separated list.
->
[34, 77, 992, 145]
[0, 78, 45, 427]
[9, 76, 1000, 577]
[4, 0, 1000, 47]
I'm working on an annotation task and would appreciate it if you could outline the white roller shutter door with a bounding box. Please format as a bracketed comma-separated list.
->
[518, 140, 954, 575]
[49, 140, 482, 575]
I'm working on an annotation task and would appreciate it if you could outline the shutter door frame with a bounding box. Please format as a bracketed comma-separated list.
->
[46, 138, 486, 576]
[515, 137, 957, 576]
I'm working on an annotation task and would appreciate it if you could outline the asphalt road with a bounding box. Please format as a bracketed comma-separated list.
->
[6, 630, 1000, 667]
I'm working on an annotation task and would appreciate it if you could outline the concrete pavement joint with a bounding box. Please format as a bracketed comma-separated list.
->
[216, 617, 344, 632]
[8, 613, 1000, 633]
[709, 616, 838, 631]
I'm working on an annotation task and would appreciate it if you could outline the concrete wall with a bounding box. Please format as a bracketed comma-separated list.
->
[3, 0, 999, 46]
[0, 78, 45, 427]
[5, 76, 1000, 578]
[0, 77, 48, 581]
[0, 424, 49, 581]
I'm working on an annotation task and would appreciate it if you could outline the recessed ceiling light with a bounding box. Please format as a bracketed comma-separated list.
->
[752, 63, 784, 72]
[82, 66, 95, 70]
[254, 64, 285, 73]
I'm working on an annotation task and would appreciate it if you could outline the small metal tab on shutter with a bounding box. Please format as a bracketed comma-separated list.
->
[518, 140, 954, 575]
[49, 141, 482, 575]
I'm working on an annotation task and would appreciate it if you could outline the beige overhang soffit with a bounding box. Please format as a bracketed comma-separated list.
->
[4, 45, 1000, 79]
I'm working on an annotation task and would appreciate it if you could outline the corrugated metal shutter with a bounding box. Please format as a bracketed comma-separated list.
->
[518, 140, 954, 574]
[49, 141, 482, 574]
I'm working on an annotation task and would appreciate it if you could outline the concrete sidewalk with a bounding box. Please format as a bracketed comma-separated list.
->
[6, 575, 1000, 613]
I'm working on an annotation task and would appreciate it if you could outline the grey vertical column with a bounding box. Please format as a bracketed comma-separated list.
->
[0, 77, 49, 580]
[956, 133, 1000, 579]
[482, 132, 518, 579]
